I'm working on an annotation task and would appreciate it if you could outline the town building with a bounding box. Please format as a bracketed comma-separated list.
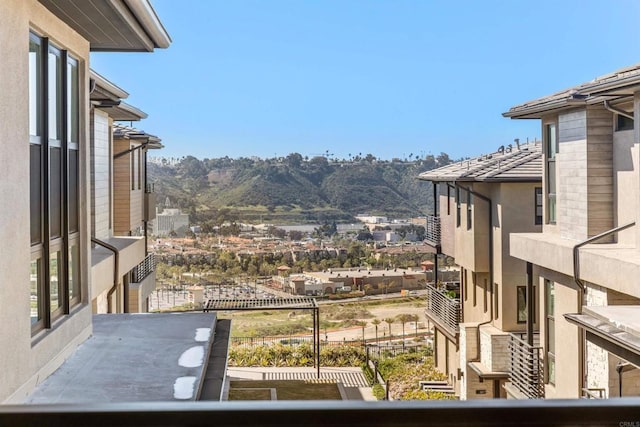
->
[504, 64, 640, 399]
[418, 142, 543, 399]
[0, 0, 228, 404]
[283, 268, 424, 296]
[152, 208, 190, 237]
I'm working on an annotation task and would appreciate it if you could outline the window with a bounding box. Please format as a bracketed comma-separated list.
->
[456, 187, 461, 227]
[446, 184, 450, 215]
[546, 124, 557, 224]
[616, 114, 634, 132]
[462, 267, 467, 302]
[545, 279, 555, 385]
[517, 285, 536, 323]
[535, 187, 543, 225]
[466, 191, 472, 230]
[29, 32, 81, 334]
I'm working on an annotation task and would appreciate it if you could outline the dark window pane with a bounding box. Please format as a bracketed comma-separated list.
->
[50, 147, 62, 238]
[69, 150, 79, 233]
[30, 144, 42, 245]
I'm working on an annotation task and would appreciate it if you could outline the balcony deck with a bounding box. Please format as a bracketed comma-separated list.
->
[424, 283, 461, 340]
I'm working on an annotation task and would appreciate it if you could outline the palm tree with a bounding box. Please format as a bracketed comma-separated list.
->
[396, 314, 413, 350]
[371, 319, 381, 345]
[383, 317, 395, 341]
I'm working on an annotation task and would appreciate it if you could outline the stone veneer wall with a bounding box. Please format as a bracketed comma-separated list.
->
[585, 283, 609, 397]
[479, 325, 510, 372]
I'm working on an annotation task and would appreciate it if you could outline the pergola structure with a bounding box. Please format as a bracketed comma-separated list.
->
[203, 297, 321, 377]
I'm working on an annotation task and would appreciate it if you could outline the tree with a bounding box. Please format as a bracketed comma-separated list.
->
[354, 320, 367, 345]
[371, 319, 381, 345]
[396, 314, 413, 350]
[383, 317, 395, 340]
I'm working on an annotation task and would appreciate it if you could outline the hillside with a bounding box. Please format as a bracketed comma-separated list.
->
[148, 153, 452, 225]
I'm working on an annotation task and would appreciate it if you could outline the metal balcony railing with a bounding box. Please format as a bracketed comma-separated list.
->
[508, 333, 544, 399]
[132, 253, 156, 283]
[424, 215, 441, 248]
[424, 283, 460, 336]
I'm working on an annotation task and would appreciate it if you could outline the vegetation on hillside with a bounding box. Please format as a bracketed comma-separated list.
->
[149, 152, 454, 225]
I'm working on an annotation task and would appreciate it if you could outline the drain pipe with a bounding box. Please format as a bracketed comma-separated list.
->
[449, 183, 494, 361]
[572, 222, 634, 398]
[603, 100, 634, 120]
[92, 237, 125, 313]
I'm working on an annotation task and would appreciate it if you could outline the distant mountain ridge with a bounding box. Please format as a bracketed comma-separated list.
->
[148, 153, 453, 225]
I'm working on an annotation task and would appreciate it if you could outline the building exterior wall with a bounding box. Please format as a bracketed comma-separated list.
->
[612, 129, 636, 245]
[438, 183, 456, 256]
[0, 0, 93, 403]
[493, 182, 542, 332]
[91, 109, 111, 240]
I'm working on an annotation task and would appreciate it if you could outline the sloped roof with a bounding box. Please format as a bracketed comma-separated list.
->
[38, 0, 171, 52]
[113, 123, 163, 149]
[418, 142, 542, 183]
[504, 63, 640, 119]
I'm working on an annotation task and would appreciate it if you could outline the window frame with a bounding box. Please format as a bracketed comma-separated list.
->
[545, 279, 555, 385]
[545, 124, 557, 224]
[29, 32, 82, 334]
[534, 187, 543, 226]
[516, 285, 537, 324]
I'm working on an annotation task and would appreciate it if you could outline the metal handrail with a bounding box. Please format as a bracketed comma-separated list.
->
[424, 283, 460, 334]
[424, 215, 441, 247]
[132, 253, 156, 283]
[508, 333, 544, 399]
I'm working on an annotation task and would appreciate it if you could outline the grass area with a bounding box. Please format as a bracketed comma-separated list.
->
[228, 380, 342, 400]
[224, 298, 426, 337]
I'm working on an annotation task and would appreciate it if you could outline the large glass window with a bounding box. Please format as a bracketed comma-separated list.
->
[545, 279, 555, 385]
[466, 192, 472, 230]
[29, 32, 82, 334]
[517, 285, 536, 324]
[546, 124, 557, 224]
[456, 187, 461, 227]
[535, 187, 543, 225]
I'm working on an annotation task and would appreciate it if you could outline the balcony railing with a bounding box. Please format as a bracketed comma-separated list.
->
[424, 283, 460, 336]
[508, 333, 544, 399]
[132, 253, 156, 283]
[424, 215, 441, 248]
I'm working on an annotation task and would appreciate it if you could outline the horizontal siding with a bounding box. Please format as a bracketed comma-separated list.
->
[586, 106, 613, 239]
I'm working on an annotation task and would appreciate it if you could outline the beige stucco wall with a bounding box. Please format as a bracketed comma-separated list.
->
[438, 183, 456, 256]
[0, 0, 93, 403]
[612, 129, 637, 245]
[493, 182, 542, 332]
[538, 270, 581, 399]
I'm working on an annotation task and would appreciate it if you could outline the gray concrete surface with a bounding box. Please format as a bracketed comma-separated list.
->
[27, 313, 217, 403]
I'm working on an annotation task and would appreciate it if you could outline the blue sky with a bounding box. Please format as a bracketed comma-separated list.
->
[91, 0, 640, 161]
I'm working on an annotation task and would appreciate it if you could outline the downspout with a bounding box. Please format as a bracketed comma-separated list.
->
[449, 183, 494, 361]
[92, 237, 125, 313]
[603, 100, 634, 120]
[572, 221, 635, 397]
[432, 181, 439, 285]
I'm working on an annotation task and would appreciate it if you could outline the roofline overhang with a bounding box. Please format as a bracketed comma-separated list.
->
[417, 177, 542, 184]
[123, 0, 172, 49]
[577, 75, 640, 97]
[110, 102, 149, 121]
[90, 70, 129, 101]
[502, 98, 587, 120]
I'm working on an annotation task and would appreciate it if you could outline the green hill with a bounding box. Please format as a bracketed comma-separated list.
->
[148, 153, 452, 225]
